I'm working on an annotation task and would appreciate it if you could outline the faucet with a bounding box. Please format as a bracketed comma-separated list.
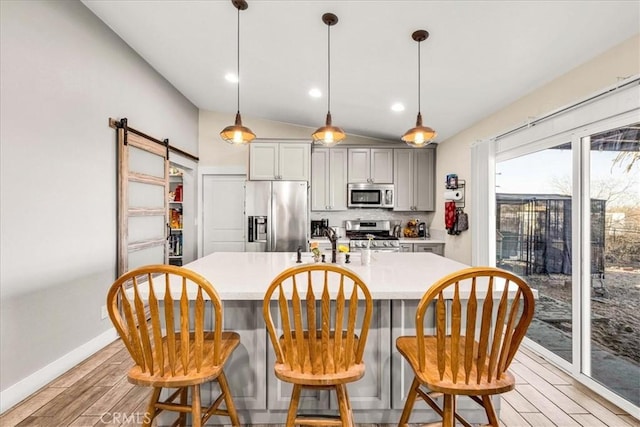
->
[322, 226, 338, 263]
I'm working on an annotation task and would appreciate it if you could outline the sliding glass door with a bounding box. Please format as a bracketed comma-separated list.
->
[582, 122, 639, 406]
[494, 119, 639, 409]
[496, 143, 574, 363]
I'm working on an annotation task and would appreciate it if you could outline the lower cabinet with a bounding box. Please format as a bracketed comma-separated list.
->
[414, 243, 445, 256]
[399, 242, 445, 256]
[205, 298, 491, 424]
[267, 300, 391, 411]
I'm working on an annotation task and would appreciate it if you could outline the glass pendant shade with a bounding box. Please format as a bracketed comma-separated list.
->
[402, 112, 436, 147]
[220, 111, 255, 145]
[312, 112, 346, 146]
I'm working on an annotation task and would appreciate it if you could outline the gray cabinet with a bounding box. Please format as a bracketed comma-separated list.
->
[399, 243, 413, 253]
[398, 242, 445, 256]
[311, 148, 348, 211]
[414, 243, 444, 256]
[216, 301, 267, 410]
[249, 142, 310, 181]
[394, 147, 436, 211]
[266, 300, 391, 411]
[348, 148, 393, 184]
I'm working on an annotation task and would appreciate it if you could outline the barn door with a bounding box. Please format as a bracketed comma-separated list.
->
[115, 119, 169, 276]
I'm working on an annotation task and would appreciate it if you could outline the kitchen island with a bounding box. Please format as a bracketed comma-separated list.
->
[175, 252, 510, 425]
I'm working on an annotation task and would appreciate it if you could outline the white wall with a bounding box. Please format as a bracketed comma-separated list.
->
[0, 0, 198, 409]
[435, 34, 640, 264]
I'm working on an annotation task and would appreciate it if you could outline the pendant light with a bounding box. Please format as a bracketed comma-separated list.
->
[220, 0, 256, 145]
[312, 13, 346, 146]
[402, 30, 436, 147]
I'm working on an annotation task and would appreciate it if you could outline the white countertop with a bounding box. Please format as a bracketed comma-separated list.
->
[166, 252, 526, 301]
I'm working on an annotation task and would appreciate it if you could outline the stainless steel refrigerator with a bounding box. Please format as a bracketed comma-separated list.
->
[245, 181, 309, 252]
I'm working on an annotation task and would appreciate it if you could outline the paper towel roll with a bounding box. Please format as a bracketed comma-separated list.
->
[444, 190, 463, 201]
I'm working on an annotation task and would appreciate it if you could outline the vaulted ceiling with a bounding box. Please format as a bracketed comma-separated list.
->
[83, 1, 639, 142]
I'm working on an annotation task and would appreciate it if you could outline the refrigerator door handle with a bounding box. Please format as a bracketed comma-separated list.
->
[271, 192, 277, 251]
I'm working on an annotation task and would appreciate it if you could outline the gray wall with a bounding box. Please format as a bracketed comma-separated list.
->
[0, 0, 198, 394]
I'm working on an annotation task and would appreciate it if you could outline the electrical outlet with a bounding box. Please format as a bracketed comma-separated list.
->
[101, 305, 108, 320]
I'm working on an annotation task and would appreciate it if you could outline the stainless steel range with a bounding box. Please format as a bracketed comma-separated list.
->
[345, 220, 400, 252]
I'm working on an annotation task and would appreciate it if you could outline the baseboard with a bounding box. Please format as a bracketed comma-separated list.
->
[0, 327, 118, 414]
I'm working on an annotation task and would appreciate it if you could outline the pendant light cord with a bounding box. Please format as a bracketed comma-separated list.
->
[236, 6, 240, 114]
[327, 23, 331, 114]
[417, 40, 421, 114]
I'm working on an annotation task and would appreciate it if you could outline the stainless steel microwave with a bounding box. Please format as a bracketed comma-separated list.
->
[347, 183, 394, 208]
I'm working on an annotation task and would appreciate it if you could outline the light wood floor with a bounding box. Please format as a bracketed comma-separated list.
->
[1, 339, 637, 427]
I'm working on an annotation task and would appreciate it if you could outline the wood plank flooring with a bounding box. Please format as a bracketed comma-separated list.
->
[1, 340, 637, 426]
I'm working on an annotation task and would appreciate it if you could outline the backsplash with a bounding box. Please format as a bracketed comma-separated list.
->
[311, 209, 435, 231]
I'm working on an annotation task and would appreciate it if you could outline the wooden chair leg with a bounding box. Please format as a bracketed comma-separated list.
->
[398, 377, 420, 426]
[218, 371, 241, 426]
[482, 395, 499, 426]
[178, 387, 188, 426]
[335, 384, 354, 427]
[143, 387, 162, 427]
[286, 384, 302, 427]
[442, 394, 456, 427]
[191, 384, 202, 427]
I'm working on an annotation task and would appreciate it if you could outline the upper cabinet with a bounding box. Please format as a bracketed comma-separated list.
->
[394, 147, 436, 211]
[311, 148, 348, 211]
[249, 142, 310, 181]
[347, 148, 393, 184]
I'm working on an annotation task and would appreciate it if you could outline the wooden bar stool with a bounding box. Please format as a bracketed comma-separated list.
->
[106, 264, 240, 427]
[396, 266, 535, 427]
[263, 264, 373, 426]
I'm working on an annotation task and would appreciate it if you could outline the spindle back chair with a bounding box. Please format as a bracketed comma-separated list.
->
[263, 263, 373, 426]
[106, 264, 240, 427]
[396, 266, 535, 427]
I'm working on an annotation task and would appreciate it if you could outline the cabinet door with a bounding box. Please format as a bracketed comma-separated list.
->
[219, 301, 267, 410]
[347, 148, 371, 183]
[311, 149, 329, 211]
[393, 149, 414, 211]
[391, 300, 438, 412]
[328, 148, 348, 210]
[249, 143, 278, 180]
[370, 148, 394, 183]
[414, 148, 436, 211]
[328, 300, 391, 410]
[399, 243, 413, 253]
[279, 143, 310, 181]
[414, 243, 444, 256]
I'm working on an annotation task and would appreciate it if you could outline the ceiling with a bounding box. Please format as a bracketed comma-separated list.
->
[82, 0, 639, 143]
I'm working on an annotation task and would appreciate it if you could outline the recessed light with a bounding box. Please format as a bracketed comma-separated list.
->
[309, 88, 322, 98]
[225, 73, 239, 83]
[391, 103, 405, 112]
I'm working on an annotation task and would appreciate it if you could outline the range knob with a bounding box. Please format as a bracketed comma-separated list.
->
[384, 241, 390, 247]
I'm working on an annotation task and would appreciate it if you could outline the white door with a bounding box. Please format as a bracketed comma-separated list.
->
[202, 175, 246, 254]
